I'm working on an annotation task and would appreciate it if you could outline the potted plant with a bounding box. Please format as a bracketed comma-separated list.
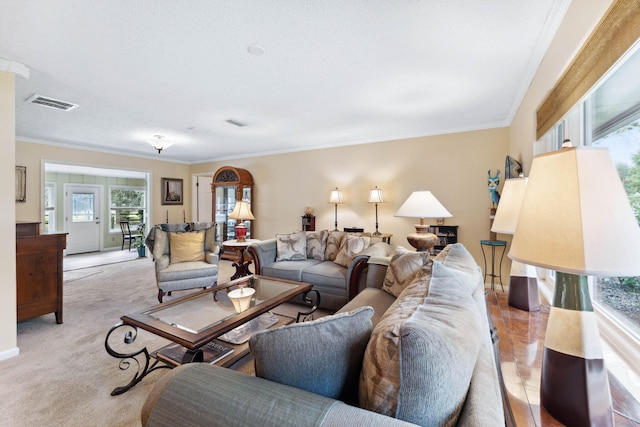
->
[132, 224, 147, 258]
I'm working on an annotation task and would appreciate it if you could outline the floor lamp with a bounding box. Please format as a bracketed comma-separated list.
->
[509, 145, 640, 427]
[329, 188, 344, 231]
[368, 186, 385, 236]
[490, 177, 540, 311]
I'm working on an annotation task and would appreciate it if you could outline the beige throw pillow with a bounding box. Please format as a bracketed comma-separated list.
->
[324, 231, 346, 261]
[382, 246, 432, 297]
[169, 231, 205, 263]
[334, 234, 371, 267]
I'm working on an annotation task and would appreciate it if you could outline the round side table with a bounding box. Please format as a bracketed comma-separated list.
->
[480, 240, 507, 291]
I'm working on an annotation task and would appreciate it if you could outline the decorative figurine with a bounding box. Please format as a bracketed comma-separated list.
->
[488, 169, 501, 208]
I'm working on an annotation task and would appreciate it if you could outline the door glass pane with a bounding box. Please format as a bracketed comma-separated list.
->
[73, 193, 94, 222]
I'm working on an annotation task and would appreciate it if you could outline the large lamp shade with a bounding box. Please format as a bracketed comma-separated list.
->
[510, 147, 640, 276]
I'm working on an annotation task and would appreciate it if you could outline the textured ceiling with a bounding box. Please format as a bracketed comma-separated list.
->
[0, 0, 570, 164]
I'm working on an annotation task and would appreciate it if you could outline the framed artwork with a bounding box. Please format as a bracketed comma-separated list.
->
[16, 166, 26, 203]
[161, 177, 183, 205]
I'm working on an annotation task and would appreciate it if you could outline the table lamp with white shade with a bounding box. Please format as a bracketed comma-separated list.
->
[394, 191, 451, 252]
[228, 200, 255, 242]
[490, 177, 540, 311]
[509, 144, 640, 427]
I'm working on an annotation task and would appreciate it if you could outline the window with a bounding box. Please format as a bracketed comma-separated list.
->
[44, 182, 56, 232]
[587, 42, 640, 343]
[109, 186, 146, 232]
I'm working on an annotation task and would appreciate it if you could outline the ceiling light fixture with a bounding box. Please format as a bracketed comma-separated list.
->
[147, 135, 174, 154]
[247, 44, 265, 56]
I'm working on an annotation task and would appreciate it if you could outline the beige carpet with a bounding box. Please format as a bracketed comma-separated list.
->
[0, 258, 328, 426]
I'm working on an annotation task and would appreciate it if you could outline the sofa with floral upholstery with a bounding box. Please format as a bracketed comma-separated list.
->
[246, 230, 392, 310]
[141, 243, 506, 427]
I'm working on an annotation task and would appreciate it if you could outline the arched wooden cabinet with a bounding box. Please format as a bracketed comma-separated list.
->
[211, 166, 254, 245]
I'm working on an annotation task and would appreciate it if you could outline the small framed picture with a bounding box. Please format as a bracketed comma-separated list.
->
[161, 178, 183, 205]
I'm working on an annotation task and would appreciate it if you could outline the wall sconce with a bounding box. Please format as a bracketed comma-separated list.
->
[368, 186, 385, 236]
[328, 188, 344, 231]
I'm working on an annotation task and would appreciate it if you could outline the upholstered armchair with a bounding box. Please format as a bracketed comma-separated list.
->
[146, 222, 220, 303]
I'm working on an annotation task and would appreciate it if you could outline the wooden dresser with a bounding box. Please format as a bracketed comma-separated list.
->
[16, 222, 67, 324]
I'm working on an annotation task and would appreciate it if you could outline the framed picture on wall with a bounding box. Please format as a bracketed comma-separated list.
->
[16, 166, 26, 203]
[161, 177, 183, 205]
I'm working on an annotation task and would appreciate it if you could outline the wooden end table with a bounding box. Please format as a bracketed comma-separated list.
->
[223, 239, 260, 279]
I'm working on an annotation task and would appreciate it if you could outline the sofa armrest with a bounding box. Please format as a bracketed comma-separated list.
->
[363, 256, 391, 290]
[155, 254, 170, 272]
[142, 364, 338, 427]
[142, 364, 414, 427]
[247, 238, 277, 274]
[205, 252, 219, 265]
[347, 242, 392, 299]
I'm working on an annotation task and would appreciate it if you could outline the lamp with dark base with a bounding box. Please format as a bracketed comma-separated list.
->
[510, 145, 640, 427]
[491, 177, 540, 312]
[328, 188, 344, 231]
[394, 191, 451, 253]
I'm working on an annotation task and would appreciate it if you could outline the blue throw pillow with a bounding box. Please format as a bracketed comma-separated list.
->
[249, 306, 373, 404]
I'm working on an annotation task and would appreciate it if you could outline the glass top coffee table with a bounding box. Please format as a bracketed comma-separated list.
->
[105, 275, 319, 395]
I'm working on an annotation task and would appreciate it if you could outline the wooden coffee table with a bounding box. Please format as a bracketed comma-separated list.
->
[105, 275, 319, 395]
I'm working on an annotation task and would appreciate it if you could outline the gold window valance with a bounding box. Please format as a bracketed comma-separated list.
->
[536, 0, 640, 140]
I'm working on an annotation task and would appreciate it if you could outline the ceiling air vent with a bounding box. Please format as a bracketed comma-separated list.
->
[26, 94, 79, 111]
[225, 118, 247, 127]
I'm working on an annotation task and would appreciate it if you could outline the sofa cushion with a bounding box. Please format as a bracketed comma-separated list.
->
[301, 261, 347, 291]
[262, 259, 323, 282]
[169, 231, 205, 263]
[276, 232, 307, 261]
[306, 230, 328, 260]
[360, 243, 483, 426]
[334, 234, 371, 267]
[157, 261, 218, 282]
[324, 231, 346, 261]
[250, 306, 374, 404]
[336, 287, 396, 328]
[382, 246, 432, 297]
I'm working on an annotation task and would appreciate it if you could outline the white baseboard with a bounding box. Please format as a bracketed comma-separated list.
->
[0, 347, 19, 362]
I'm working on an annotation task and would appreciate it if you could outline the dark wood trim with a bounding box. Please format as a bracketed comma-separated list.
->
[348, 258, 370, 300]
[536, 0, 640, 139]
